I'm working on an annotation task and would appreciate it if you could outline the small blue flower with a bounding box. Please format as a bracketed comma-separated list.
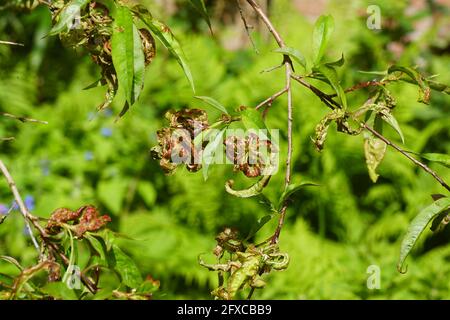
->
[103, 108, 113, 117]
[24, 195, 35, 211]
[84, 151, 94, 161]
[0, 204, 8, 215]
[100, 127, 113, 137]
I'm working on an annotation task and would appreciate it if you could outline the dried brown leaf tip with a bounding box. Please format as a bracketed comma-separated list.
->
[46, 205, 111, 238]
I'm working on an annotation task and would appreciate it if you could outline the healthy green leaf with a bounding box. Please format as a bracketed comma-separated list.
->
[225, 175, 272, 198]
[312, 15, 335, 65]
[195, 96, 230, 115]
[246, 213, 277, 240]
[202, 129, 225, 180]
[110, 244, 143, 288]
[188, 0, 212, 33]
[278, 182, 319, 209]
[273, 47, 306, 69]
[421, 153, 450, 168]
[380, 111, 405, 144]
[137, 11, 195, 92]
[240, 107, 269, 139]
[48, 0, 91, 36]
[85, 233, 108, 264]
[314, 64, 348, 109]
[325, 54, 345, 67]
[398, 197, 450, 273]
[111, 6, 135, 106]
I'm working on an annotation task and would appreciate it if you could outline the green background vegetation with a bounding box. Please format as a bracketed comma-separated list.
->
[1, 0, 449, 299]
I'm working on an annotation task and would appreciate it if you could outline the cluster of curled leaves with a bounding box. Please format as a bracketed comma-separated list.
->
[199, 228, 289, 300]
[49, 0, 195, 117]
[0, 205, 159, 300]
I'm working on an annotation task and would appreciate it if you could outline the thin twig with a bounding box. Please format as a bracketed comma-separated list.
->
[245, 0, 294, 246]
[255, 87, 287, 110]
[0, 160, 42, 257]
[236, 0, 259, 54]
[364, 124, 450, 192]
[0, 41, 24, 46]
[1, 112, 48, 124]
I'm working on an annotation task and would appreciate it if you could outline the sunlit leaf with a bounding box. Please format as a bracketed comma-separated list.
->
[136, 9, 195, 92]
[398, 197, 450, 273]
[48, 0, 90, 36]
[109, 244, 143, 288]
[188, 0, 212, 33]
[364, 135, 387, 183]
[195, 96, 230, 115]
[314, 64, 348, 109]
[312, 15, 335, 65]
[225, 175, 272, 198]
[202, 129, 225, 180]
[380, 111, 405, 144]
[278, 182, 319, 209]
[421, 153, 450, 168]
[273, 47, 306, 69]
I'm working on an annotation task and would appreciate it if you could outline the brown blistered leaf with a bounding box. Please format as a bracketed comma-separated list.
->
[73, 206, 111, 238]
[46, 207, 82, 234]
[45, 206, 111, 238]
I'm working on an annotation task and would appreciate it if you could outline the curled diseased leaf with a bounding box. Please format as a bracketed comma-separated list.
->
[398, 197, 450, 273]
[364, 135, 387, 183]
[49, 0, 91, 36]
[388, 65, 431, 104]
[225, 175, 271, 198]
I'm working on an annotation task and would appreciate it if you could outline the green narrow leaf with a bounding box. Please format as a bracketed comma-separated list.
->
[85, 234, 108, 264]
[246, 213, 277, 241]
[364, 135, 387, 183]
[421, 153, 450, 168]
[380, 111, 405, 144]
[48, 0, 91, 36]
[273, 47, 306, 69]
[240, 107, 269, 138]
[110, 244, 143, 288]
[388, 65, 431, 104]
[314, 64, 348, 109]
[132, 24, 146, 104]
[325, 54, 345, 67]
[398, 197, 450, 273]
[195, 96, 229, 115]
[188, 0, 212, 33]
[202, 129, 225, 180]
[111, 6, 135, 106]
[136, 11, 195, 92]
[312, 15, 335, 65]
[225, 175, 271, 198]
[278, 182, 319, 209]
[427, 153, 450, 168]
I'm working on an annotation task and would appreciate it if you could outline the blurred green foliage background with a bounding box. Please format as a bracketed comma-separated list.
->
[0, 0, 449, 299]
